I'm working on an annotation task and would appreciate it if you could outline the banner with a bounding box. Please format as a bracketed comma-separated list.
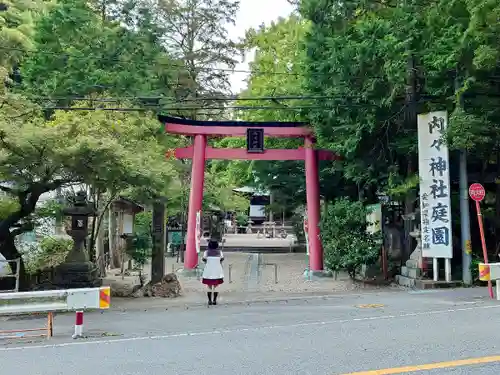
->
[417, 111, 453, 259]
[303, 214, 309, 256]
[195, 210, 201, 254]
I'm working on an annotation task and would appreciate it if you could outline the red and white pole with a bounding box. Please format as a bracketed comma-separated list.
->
[73, 311, 84, 339]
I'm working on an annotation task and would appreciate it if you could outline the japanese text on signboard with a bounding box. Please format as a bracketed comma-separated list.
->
[417, 111, 452, 259]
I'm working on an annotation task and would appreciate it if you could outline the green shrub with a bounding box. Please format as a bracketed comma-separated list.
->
[321, 198, 381, 278]
[29, 237, 72, 272]
[291, 208, 306, 243]
[236, 213, 249, 227]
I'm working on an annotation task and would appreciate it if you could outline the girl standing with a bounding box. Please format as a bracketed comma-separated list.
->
[201, 240, 224, 306]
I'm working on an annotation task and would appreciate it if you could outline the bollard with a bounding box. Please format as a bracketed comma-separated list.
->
[73, 311, 84, 339]
[228, 264, 232, 283]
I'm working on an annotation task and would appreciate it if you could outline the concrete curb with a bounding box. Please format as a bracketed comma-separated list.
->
[0, 287, 408, 320]
[109, 288, 404, 312]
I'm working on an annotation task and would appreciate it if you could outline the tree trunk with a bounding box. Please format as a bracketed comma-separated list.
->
[151, 200, 166, 284]
[108, 206, 119, 268]
[96, 217, 106, 277]
[0, 232, 28, 291]
[495, 150, 500, 259]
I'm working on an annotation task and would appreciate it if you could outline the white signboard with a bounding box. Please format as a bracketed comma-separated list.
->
[122, 213, 134, 234]
[417, 111, 453, 259]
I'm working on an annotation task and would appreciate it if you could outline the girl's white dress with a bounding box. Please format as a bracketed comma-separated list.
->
[201, 250, 224, 286]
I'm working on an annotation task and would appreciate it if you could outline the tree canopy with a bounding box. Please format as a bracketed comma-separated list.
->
[0, 0, 242, 286]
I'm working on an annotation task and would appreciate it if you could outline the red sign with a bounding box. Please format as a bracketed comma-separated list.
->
[469, 183, 486, 202]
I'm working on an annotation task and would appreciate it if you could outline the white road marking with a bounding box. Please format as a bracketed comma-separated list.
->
[1, 304, 499, 352]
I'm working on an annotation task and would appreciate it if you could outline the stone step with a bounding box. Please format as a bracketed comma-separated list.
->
[395, 275, 416, 288]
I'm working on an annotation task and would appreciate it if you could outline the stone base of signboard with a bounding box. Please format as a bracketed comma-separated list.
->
[396, 258, 461, 289]
[414, 279, 462, 289]
[396, 258, 425, 288]
[395, 274, 417, 288]
[303, 269, 333, 280]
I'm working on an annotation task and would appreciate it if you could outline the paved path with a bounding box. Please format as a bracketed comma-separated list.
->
[106, 252, 364, 296]
[1, 288, 500, 374]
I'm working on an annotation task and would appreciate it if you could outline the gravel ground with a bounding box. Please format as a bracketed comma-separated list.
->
[105, 252, 387, 299]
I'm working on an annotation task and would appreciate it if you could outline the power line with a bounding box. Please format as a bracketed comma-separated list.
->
[42, 98, 434, 112]
[25, 94, 349, 102]
[43, 105, 344, 111]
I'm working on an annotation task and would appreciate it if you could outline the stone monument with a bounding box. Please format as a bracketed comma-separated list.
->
[396, 210, 425, 287]
[53, 191, 101, 289]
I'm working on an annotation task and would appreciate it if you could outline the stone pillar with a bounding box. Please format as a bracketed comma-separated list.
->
[184, 134, 207, 270]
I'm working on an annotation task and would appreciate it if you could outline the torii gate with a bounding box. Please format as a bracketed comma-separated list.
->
[160, 115, 338, 274]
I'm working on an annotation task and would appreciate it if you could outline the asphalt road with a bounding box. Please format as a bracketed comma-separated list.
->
[2, 288, 500, 375]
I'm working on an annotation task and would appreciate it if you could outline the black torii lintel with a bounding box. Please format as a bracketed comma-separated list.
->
[158, 115, 308, 128]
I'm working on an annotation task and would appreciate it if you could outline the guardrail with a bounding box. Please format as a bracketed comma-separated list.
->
[0, 286, 111, 339]
[0, 258, 20, 293]
[479, 263, 500, 300]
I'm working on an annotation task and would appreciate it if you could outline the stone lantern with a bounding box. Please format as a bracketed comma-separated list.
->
[53, 191, 100, 289]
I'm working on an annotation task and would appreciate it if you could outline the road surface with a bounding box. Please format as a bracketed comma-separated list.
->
[1, 288, 500, 374]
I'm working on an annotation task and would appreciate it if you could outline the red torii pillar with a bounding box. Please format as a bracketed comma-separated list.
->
[161, 116, 338, 274]
[304, 136, 323, 271]
[185, 134, 207, 269]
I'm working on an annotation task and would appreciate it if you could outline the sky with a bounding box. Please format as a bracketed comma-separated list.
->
[228, 0, 295, 93]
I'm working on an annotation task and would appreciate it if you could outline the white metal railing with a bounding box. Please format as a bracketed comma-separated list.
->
[0, 258, 20, 293]
[0, 286, 111, 339]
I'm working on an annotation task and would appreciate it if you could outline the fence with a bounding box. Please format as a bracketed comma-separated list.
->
[0, 258, 20, 293]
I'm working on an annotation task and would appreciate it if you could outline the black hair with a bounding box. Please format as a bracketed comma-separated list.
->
[208, 240, 219, 250]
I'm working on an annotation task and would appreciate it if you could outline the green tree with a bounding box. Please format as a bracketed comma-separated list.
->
[150, 0, 241, 118]
[321, 198, 381, 278]
[300, 0, 418, 200]
[0, 0, 53, 89]
[0, 100, 173, 288]
[20, 0, 181, 101]
[211, 15, 356, 216]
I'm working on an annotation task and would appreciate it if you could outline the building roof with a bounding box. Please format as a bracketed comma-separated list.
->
[233, 186, 270, 196]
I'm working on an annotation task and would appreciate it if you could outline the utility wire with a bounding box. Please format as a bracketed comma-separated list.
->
[24, 94, 353, 102]
[44, 105, 347, 111]
[42, 97, 435, 112]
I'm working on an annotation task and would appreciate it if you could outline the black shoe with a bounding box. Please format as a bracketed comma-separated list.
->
[207, 292, 213, 306]
[213, 292, 218, 305]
